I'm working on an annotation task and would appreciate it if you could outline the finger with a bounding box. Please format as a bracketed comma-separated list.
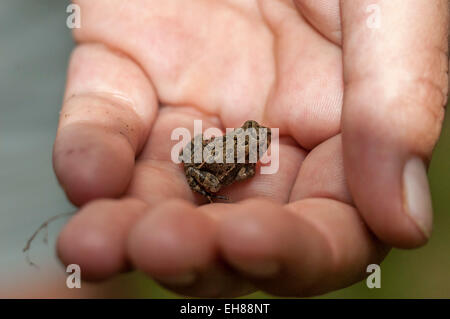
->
[341, 0, 449, 247]
[290, 134, 352, 204]
[294, 0, 342, 45]
[57, 198, 147, 281]
[54, 43, 158, 206]
[218, 198, 388, 296]
[127, 199, 254, 297]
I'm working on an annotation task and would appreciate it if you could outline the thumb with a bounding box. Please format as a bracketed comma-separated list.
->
[341, 0, 449, 248]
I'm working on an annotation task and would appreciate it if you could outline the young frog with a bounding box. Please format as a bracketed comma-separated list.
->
[180, 120, 271, 203]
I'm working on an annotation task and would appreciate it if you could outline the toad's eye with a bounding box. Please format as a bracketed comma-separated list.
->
[242, 120, 258, 130]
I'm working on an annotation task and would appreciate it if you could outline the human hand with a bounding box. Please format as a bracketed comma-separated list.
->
[55, 0, 448, 297]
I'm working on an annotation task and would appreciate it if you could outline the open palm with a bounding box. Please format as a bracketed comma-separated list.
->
[55, 0, 448, 297]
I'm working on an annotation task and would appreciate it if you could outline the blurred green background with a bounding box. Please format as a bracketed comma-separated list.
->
[0, 0, 449, 298]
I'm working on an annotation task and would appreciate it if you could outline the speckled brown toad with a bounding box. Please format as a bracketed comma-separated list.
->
[180, 120, 271, 202]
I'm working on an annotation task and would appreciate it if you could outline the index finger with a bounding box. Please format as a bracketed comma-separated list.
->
[54, 43, 158, 206]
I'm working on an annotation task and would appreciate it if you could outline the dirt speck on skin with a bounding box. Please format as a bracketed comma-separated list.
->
[119, 130, 127, 137]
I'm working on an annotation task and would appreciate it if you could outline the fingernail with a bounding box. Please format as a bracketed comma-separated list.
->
[234, 260, 279, 278]
[155, 272, 196, 287]
[403, 157, 433, 238]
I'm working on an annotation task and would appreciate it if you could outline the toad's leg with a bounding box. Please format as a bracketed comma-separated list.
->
[186, 173, 211, 199]
[234, 164, 256, 182]
[186, 170, 228, 203]
[186, 167, 222, 194]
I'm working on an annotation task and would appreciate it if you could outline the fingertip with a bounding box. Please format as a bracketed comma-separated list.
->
[53, 123, 135, 206]
[127, 200, 216, 280]
[218, 200, 285, 278]
[57, 222, 121, 281]
[57, 199, 146, 281]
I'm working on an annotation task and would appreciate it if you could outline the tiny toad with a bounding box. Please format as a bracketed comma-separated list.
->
[180, 120, 271, 202]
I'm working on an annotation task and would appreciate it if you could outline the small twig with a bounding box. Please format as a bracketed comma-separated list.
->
[23, 212, 74, 268]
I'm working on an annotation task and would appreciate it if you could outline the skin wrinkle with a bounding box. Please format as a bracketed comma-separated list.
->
[437, 44, 450, 104]
[255, 0, 278, 128]
[282, 137, 307, 203]
[70, 40, 159, 110]
[280, 199, 376, 296]
[158, 105, 224, 128]
[61, 93, 147, 153]
[294, 0, 342, 47]
[65, 42, 159, 128]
